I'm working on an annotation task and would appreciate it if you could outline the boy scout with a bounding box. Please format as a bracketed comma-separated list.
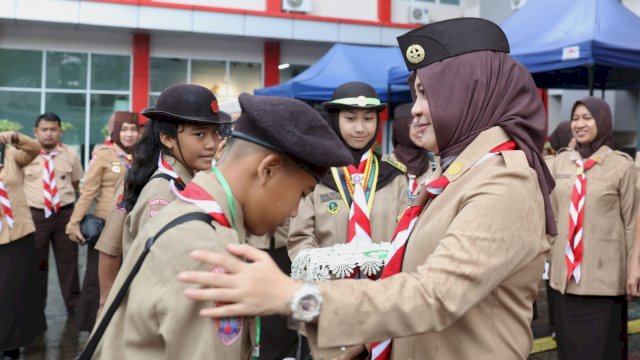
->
[82, 93, 352, 359]
[24, 112, 84, 315]
[178, 18, 555, 360]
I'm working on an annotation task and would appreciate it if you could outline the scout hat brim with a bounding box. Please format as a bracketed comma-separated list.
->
[141, 109, 233, 124]
[321, 97, 387, 112]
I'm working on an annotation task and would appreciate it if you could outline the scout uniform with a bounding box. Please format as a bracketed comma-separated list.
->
[24, 141, 84, 314]
[290, 18, 556, 360]
[84, 94, 352, 359]
[67, 111, 139, 332]
[287, 82, 408, 261]
[0, 133, 47, 353]
[548, 96, 638, 360]
[93, 178, 126, 257]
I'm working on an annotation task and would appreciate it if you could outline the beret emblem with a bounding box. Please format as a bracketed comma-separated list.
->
[406, 44, 425, 64]
[211, 100, 219, 114]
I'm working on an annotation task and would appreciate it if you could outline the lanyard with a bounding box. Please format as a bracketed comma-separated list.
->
[211, 166, 261, 357]
[211, 166, 237, 230]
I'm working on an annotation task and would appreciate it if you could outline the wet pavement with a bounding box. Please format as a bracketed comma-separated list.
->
[9, 245, 640, 359]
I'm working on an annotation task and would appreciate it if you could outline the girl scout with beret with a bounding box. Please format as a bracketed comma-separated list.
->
[178, 18, 555, 360]
[81, 94, 352, 359]
[287, 81, 407, 261]
[548, 97, 637, 360]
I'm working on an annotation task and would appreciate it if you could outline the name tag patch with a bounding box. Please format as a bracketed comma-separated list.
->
[147, 198, 169, 217]
[319, 192, 341, 202]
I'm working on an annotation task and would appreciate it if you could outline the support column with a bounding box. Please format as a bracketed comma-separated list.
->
[378, 0, 391, 23]
[264, 41, 281, 87]
[132, 33, 150, 123]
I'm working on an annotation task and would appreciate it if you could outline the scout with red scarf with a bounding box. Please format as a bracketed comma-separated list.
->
[87, 93, 352, 359]
[177, 17, 556, 360]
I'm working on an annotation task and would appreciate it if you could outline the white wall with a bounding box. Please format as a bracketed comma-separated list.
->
[311, 0, 378, 22]
[391, 0, 465, 24]
[150, 33, 264, 63]
[280, 41, 332, 66]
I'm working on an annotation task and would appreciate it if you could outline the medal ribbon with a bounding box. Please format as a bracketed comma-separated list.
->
[41, 150, 61, 218]
[371, 140, 517, 360]
[565, 158, 597, 284]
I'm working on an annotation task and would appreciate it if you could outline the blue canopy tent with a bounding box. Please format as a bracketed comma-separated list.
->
[501, 0, 640, 92]
[255, 43, 409, 101]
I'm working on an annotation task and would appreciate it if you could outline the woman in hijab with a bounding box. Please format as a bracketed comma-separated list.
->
[66, 111, 140, 331]
[385, 102, 433, 199]
[286, 81, 407, 261]
[175, 18, 554, 360]
[548, 97, 636, 360]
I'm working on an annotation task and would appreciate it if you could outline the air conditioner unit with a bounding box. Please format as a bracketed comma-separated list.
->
[409, 5, 430, 24]
[282, 0, 312, 13]
[511, 0, 527, 10]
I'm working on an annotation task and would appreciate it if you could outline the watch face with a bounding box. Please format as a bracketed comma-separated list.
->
[299, 294, 319, 312]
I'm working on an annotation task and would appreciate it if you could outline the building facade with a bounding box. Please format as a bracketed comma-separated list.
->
[0, 0, 639, 165]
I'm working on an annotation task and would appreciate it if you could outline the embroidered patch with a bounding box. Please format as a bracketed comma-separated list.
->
[319, 192, 341, 202]
[555, 174, 572, 179]
[147, 198, 169, 217]
[115, 194, 126, 212]
[327, 201, 340, 214]
[211, 266, 243, 345]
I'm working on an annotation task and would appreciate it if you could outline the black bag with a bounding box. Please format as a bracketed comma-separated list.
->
[80, 213, 105, 247]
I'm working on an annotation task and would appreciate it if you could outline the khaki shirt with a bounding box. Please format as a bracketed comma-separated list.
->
[548, 146, 638, 296]
[23, 143, 83, 208]
[0, 134, 41, 244]
[122, 154, 193, 258]
[67, 145, 129, 228]
[287, 173, 407, 260]
[94, 178, 126, 256]
[383, 152, 434, 198]
[305, 127, 549, 360]
[92, 172, 255, 359]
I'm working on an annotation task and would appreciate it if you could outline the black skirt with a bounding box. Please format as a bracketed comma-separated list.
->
[0, 234, 47, 351]
[552, 288, 627, 360]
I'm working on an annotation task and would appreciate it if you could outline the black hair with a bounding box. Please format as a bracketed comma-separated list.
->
[122, 119, 178, 212]
[35, 112, 62, 128]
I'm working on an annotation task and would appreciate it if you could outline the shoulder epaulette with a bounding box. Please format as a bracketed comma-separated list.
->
[613, 150, 633, 162]
[382, 155, 407, 173]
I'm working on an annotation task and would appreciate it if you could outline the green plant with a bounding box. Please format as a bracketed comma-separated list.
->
[61, 121, 74, 132]
[102, 124, 109, 138]
[0, 119, 23, 132]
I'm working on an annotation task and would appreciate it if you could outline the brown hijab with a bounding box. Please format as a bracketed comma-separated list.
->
[571, 97, 613, 159]
[111, 111, 139, 154]
[415, 50, 557, 236]
[392, 103, 430, 176]
[548, 121, 573, 151]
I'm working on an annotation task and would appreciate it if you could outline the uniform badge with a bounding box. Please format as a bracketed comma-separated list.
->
[111, 165, 121, 174]
[147, 198, 169, 217]
[406, 44, 425, 64]
[356, 95, 367, 107]
[327, 201, 340, 214]
[211, 266, 243, 345]
[211, 100, 219, 114]
[447, 161, 463, 175]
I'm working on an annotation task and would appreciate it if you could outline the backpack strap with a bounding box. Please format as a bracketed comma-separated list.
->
[78, 212, 214, 360]
[149, 173, 185, 190]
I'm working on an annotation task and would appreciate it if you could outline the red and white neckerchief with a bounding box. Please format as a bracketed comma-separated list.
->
[0, 178, 14, 232]
[565, 157, 597, 284]
[41, 150, 61, 218]
[371, 140, 517, 360]
[346, 150, 375, 246]
[158, 151, 186, 189]
[407, 174, 419, 199]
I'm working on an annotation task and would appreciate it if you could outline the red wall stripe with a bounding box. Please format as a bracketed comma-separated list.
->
[132, 33, 150, 124]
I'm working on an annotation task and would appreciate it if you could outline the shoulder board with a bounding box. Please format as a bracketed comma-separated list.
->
[382, 156, 407, 173]
[613, 150, 633, 162]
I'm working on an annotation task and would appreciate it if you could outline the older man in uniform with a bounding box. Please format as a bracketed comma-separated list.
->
[25, 112, 84, 316]
[80, 93, 352, 359]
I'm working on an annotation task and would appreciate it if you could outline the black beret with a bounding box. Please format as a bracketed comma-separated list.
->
[321, 82, 387, 112]
[232, 93, 353, 180]
[397, 17, 509, 71]
[142, 84, 232, 124]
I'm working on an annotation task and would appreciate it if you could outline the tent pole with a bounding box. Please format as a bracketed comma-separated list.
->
[588, 64, 595, 96]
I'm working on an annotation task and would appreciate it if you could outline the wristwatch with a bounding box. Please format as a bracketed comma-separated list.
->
[289, 282, 323, 323]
